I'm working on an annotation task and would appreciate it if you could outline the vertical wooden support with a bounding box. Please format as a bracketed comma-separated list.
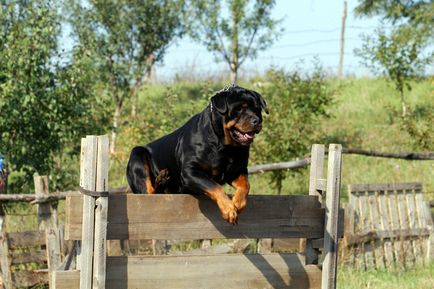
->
[35, 176, 61, 287]
[321, 144, 342, 289]
[80, 136, 98, 289]
[306, 144, 325, 264]
[0, 208, 12, 289]
[35, 175, 51, 230]
[92, 135, 109, 289]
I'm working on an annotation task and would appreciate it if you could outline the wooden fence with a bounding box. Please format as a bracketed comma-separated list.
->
[0, 176, 63, 289]
[52, 136, 344, 289]
[344, 182, 434, 270]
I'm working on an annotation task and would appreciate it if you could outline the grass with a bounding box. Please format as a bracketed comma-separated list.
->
[337, 261, 434, 289]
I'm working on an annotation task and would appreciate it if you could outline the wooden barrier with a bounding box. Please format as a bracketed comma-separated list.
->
[0, 176, 63, 289]
[344, 182, 434, 269]
[53, 136, 344, 289]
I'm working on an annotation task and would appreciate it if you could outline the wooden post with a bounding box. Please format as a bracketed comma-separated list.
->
[92, 135, 109, 289]
[338, 0, 347, 79]
[34, 176, 61, 287]
[79, 136, 98, 289]
[321, 144, 342, 289]
[35, 175, 51, 230]
[306, 144, 325, 264]
[0, 205, 12, 289]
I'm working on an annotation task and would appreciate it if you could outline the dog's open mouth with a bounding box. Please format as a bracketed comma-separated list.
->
[231, 127, 259, 144]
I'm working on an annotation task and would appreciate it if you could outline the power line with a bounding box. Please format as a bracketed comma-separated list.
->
[282, 25, 386, 35]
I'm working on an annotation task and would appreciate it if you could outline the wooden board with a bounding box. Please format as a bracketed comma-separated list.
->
[55, 253, 321, 289]
[7, 230, 45, 248]
[346, 182, 431, 269]
[12, 270, 48, 288]
[65, 194, 344, 240]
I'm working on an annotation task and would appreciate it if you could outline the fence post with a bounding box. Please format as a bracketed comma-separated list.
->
[78, 135, 109, 289]
[0, 203, 12, 289]
[34, 176, 62, 288]
[322, 144, 342, 289]
[79, 136, 98, 289]
[93, 135, 109, 289]
[306, 144, 325, 265]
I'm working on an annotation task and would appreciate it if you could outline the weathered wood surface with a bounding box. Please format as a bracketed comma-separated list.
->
[321, 144, 342, 289]
[79, 136, 98, 289]
[65, 194, 344, 241]
[12, 270, 48, 288]
[306, 144, 325, 265]
[11, 250, 47, 265]
[7, 230, 45, 248]
[55, 253, 321, 289]
[345, 182, 433, 269]
[53, 270, 80, 289]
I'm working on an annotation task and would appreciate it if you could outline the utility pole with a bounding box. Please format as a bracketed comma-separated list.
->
[338, 0, 347, 80]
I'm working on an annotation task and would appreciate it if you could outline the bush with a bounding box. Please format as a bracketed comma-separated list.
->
[250, 63, 336, 193]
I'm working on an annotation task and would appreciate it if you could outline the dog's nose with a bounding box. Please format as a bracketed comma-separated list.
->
[251, 116, 260, 126]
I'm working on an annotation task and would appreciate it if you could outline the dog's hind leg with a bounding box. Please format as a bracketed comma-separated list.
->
[126, 146, 155, 194]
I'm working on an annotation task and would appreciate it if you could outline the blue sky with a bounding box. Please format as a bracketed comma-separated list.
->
[155, 0, 383, 81]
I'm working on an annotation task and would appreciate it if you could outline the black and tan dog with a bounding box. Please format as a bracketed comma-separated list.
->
[126, 85, 268, 224]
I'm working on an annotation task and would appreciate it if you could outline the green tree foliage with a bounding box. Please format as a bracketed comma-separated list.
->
[189, 0, 282, 83]
[66, 0, 186, 153]
[250, 62, 335, 193]
[355, 0, 433, 116]
[0, 0, 109, 192]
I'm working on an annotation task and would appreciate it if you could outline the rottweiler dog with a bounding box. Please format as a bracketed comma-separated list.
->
[126, 85, 268, 224]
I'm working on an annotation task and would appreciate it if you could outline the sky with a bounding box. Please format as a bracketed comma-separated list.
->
[155, 0, 383, 81]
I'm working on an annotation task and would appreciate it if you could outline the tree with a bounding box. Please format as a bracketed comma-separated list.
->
[355, 0, 433, 116]
[0, 0, 108, 192]
[251, 61, 335, 194]
[189, 0, 282, 84]
[66, 0, 186, 154]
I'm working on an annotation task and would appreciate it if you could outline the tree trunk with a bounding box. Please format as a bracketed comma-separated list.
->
[111, 101, 121, 155]
[230, 5, 239, 84]
[338, 0, 347, 80]
[400, 89, 407, 117]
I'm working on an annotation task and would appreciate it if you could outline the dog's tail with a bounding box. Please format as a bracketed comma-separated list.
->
[126, 146, 152, 194]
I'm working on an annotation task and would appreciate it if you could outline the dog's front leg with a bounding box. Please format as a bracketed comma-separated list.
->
[182, 169, 238, 224]
[231, 174, 250, 213]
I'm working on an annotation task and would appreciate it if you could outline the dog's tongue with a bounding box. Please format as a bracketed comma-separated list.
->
[243, 132, 255, 140]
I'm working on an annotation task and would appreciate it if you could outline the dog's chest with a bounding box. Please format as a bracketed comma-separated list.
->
[209, 153, 238, 183]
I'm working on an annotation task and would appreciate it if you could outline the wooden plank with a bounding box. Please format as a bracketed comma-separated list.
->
[387, 189, 401, 267]
[350, 183, 422, 193]
[397, 190, 414, 268]
[345, 228, 431, 245]
[0, 231, 12, 289]
[321, 144, 342, 289]
[12, 270, 48, 288]
[406, 189, 424, 266]
[54, 254, 321, 289]
[377, 190, 394, 267]
[415, 187, 434, 261]
[309, 144, 325, 199]
[315, 179, 327, 192]
[53, 270, 80, 289]
[306, 144, 324, 265]
[35, 176, 52, 230]
[11, 250, 47, 265]
[93, 135, 109, 289]
[7, 230, 45, 248]
[369, 191, 385, 268]
[80, 136, 98, 289]
[65, 194, 345, 240]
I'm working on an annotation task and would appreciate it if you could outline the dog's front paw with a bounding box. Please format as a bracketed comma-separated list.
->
[218, 198, 238, 225]
[232, 195, 247, 213]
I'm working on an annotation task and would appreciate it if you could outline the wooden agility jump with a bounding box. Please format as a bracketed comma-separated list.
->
[53, 135, 344, 289]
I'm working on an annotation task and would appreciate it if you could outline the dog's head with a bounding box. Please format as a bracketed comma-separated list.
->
[211, 85, 268, 146]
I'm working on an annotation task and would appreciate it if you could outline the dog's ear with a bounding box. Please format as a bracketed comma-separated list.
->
[211, 90, 228, 114]
[253, 91, 269, 114]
